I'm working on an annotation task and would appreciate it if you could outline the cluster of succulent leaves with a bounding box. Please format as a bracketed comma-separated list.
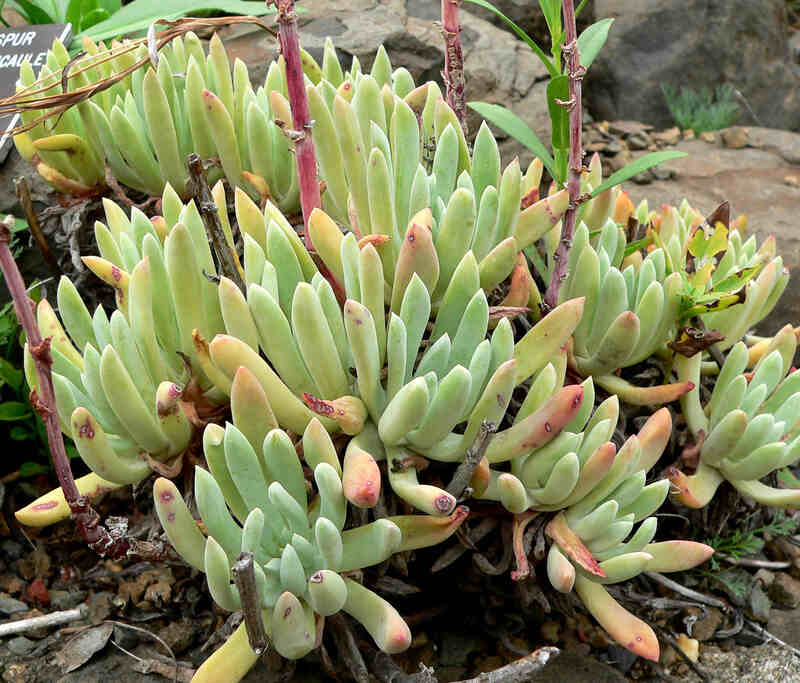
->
[9, 29, 800, 683]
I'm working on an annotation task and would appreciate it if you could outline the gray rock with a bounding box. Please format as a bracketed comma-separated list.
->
[746, 126, 800, 164]
[0, 593, 29, 615]
[649, 163, 675, 181]
[6, 636, 36, 656]
[49, 590, 87, 611]
[748, 581, 772, 623]
[768, 606, 800, 648]
[699, 642, 800, 682]
[627, 130, 651, 150]
[769, 572, 800, 609]
[588, 0, 800, 132]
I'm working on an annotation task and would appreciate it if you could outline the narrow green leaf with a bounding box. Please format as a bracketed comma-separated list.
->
[578, 18, 614, 69]
[539, 0, 562, 40]
[591, 151, 687, 196]
[66, 0, 83, 30]
[623, 235, 654, 258]
[0, 358, 24, 392]
[80, 7, 111, 30]
[12, 0, 55, 24]
[0, 401, 31, 421]
[463, 0, 558, 76]
[467, 101, 559, 182]
[79, 0, 276, 41]
[19, 462, 50, 478]
[713, 266, 759, 294]
[547, 75, 569, 150]
[10, 426, 33, 441]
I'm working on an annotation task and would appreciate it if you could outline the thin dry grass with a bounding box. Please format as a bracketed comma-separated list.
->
[0, 15, 276, 134]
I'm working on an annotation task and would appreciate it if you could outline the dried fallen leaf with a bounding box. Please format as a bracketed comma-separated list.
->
[56, 622, 113, 673]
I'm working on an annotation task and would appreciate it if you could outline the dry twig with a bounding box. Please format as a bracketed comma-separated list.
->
[446, 421, 496, 499]
[15, 177, 60, 276]
[0, 605, 87, 637]
[232, 552, 268, 655]
[453, 647, 560, 682]
[328, 613, 370, 683]
[0, 17, 275, 131]
[186, 153, 245, 291]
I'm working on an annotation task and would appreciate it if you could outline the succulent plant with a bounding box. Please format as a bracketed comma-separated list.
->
[12, 34, 381, 203]
[645, 199, 787, 350]
[5, 27, 745, 674]
[467, 368, 714, 660]
[549, 165, 785, 405]
[194, 186, 588, 516]
[306, 79, 569, 287]
[671, 325, 800, 508]
[484, 376, 618, 514]
[154, 398, 466, 681]
[15, 185, 231, 525]
[542, 408, 713, 661]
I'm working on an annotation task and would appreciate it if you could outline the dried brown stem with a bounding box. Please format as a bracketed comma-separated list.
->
[446, 420, 496, 499]
[651, 625, 710, 682]
[644, 571, 728, 609]
[371, 651, 436, 683]
[232, 552, 268, 655]
[14, 177, 60, 277]
[453, 647, 560, 682]
[328, 613, 370, 683]
[441, 0, 468, 135]
[186, 153, 245, 292]
[744, 618, 800, 659]
[720, 555, 791, 569]
[691, 316, 726, 369]
[0, 215, 127, 557]
[544, 1, 584, 309]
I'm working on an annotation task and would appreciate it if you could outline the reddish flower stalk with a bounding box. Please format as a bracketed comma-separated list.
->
[0, 217, 128, 557]
[271, 0, 321, 243]
[271, 0, 346, 303]
[544, 0, 584, 310]
[441, 0, 468, 135]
